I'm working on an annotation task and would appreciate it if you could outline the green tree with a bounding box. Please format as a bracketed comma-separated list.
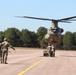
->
[73, 32, 76, 45]
[4, 28, 22, 46]
[63, 32, 75, 50]
[30, 31, 39, 47]
[0, 31, 5, 42]
[21, 29, 38, 47]
[36, 27, 47, 47]
[72, 32, 76, 49]
[21, 29, 32, 47]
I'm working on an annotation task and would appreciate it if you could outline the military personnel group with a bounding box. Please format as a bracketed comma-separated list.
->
[0, 37, 56, 64]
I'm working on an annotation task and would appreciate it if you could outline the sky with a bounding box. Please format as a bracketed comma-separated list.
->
[0, 0, 76, 34]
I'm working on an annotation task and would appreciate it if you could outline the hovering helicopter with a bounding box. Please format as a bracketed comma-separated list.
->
[16, 16, 76, 46]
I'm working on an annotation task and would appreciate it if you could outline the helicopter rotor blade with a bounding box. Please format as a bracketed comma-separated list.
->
[15, 16, 53, 21]
[60, 16, 76, 20]
[58, 20, 71, 23]
[15, 16, 76, 23]
[63, 19, 76, 21]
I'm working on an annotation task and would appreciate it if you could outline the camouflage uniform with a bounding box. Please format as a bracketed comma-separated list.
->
[0, 43, 2, 63]
[1, 38, 15, 64]
[49, 45, 55, 57]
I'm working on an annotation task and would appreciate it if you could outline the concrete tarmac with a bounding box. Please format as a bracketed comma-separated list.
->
[0, 48, 76, 75]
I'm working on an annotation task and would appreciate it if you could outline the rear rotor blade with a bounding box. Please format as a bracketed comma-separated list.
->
[15, 16, 53, 21]
[58, 20, 71, 23]
[60, 16, 76, 20]
[63, 19, 76, 21]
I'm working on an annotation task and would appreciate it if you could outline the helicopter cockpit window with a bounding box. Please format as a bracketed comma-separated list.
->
[47, 27, 60, 34]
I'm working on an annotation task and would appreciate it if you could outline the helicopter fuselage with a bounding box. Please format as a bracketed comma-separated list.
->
[45, 20, 64, 45]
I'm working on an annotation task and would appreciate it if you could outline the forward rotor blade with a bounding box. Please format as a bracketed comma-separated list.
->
[15, 16, 53, 21]
[60, 16, 76, 20]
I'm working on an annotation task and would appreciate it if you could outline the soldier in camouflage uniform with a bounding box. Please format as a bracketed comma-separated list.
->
[0, 43, 2, 63]
[49, 45, 55, 57]
[1, 38, 15, 64]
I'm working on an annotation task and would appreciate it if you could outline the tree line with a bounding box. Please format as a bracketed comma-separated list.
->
[0, 27, 76, 50]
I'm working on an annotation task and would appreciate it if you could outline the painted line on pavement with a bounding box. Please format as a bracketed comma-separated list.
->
[18, 58, 46, 75]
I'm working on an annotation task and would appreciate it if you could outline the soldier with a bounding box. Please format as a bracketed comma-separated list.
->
[1, 38, 15, 64]
[50, 45, 55, 57]
[48, 45, 55, 57]
[0, 43, 2, 63]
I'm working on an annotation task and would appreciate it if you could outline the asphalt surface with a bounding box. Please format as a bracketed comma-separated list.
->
[0, 47, 76, 75]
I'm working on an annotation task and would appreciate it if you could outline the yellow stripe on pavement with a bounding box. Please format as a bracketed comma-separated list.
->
[18, 58, 46, 75]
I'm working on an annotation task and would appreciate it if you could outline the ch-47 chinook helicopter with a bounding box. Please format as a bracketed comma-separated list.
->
[16, 16, 76, 57]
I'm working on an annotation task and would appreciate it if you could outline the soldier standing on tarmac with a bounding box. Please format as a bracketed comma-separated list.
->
[1, 38, 15, 64]
[48, 45, 55, 57]
[50, 45, 55, 57]
[0, 43, 2, 63]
